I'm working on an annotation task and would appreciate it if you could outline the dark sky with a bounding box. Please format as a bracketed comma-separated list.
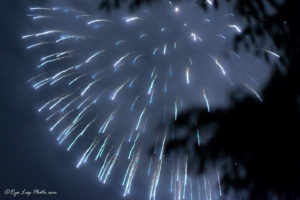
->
[0, 1, 280, 200]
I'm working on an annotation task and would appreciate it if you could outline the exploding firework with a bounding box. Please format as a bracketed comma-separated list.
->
[22, 0, 279, 199]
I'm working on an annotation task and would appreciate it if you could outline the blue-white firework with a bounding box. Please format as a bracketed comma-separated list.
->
[23, 0, 279, 199]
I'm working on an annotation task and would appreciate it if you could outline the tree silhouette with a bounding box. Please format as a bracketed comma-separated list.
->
[100, 0, 300, 199]
[166, 1, 300, 199]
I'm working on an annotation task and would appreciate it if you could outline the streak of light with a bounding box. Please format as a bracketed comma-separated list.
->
[244, 83, 263, 102]
[135, 107, 147, 131]
[227, 24, 242, 33]
[87, 19, 111, 25]
[211, 56, 226, 76]
[186, 67, 190, 85]
[203, 89, 210, 112]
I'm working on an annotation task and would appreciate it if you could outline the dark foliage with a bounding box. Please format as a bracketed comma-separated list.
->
[99, 0, 159, 12]
[168, 0, 300, 199]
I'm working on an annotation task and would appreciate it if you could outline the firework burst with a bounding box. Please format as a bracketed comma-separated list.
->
[22, 0, 279, 199]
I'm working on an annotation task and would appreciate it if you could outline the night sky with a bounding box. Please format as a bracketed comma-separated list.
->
[0, 0, 288, 200]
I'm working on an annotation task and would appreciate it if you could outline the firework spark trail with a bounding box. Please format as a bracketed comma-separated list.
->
[110, 79, 130, 101]
[50, 72, 76, 85]
[163, 43, 167, 55]
[135, 107, 147, 131]
[49, 91, 74, 110]
[186, 67, 190, 85]
[26, 41, 53, 49]
[217, 166, 222, 196]
[216, 34, 226, 40]
[262, 49, 280, 58]
[204, 175, 208, 200]
[67, 117, 96, 151]
[98, 147, 113, 180]
[122, 153, 135, 186]
[123, 149, 141, 196]
[77, 137, 99, 168]
[22, 30, 63, 39]
[51, 66, 75, 80]
[38, 97, 59, 112]
[189, 178, 193, 200]
[128, 131, 141, 159]
[77, 96, 91, 109]
[244, 83, 263, 102]
[46, 110, 61, 121]
[196, 128, 200, 146]
[115, 40, 126, 46]
[174, 97, 178, 121]
[133, 54, 143, 63]
[49, 109, 74, 131]
[210, 56, 226, 76]
[98, 109, 118, 134]
[183, 154, 188, 199]
[95, 134, 110, 161]
[61, 96, 80, 112]
[57, 124, 78, 144]
[102, 140, 124, 184]
[56, 35, 85, 43]
[176, 160, 181, 200]
[190, 32, 202, 42]
[148, 155, 153, 176]
[85, 50, 105, 64]
[197, 179, 201, 200]
[227, 24, 242, 33]
[81, 77, 102, 96]
[23, 1, 277, 199]
[72, 101, 94, 123]
[40, 50, 72, 61]
[113, 53, 131, 68]
[202, 89, 210, 113]
[123, 16, 142, 23]
[69, 74, 87, 85]
[153, 48, 159, 55]
[159, 130, 167, 161]
[170, 162, 174, 192]
[87, 19, 112, 25]
[149, 158, 163, 200]
[148, 74, 158, 95]
[208, 177, 212, 200]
